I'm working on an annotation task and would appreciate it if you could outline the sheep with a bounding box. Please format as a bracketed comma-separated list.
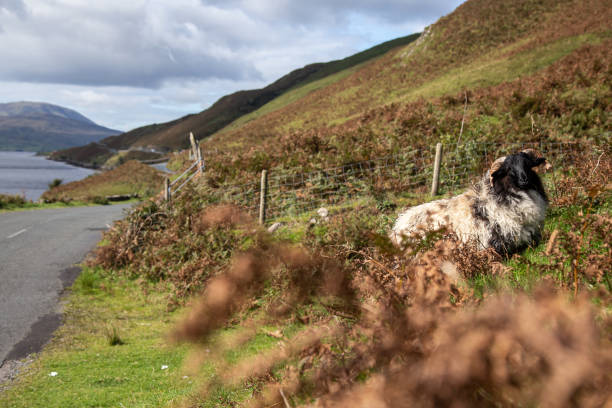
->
[390, 150, 548, 257]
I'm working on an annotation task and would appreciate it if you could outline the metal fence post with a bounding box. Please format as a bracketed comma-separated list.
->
[259, 170, 268, 225]
[164, 177, 171, 201]
[431, 142, 443, 196]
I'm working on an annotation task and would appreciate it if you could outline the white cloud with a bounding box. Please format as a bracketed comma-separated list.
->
[0, 0, 27, 18]
[0, 0, 465, 131]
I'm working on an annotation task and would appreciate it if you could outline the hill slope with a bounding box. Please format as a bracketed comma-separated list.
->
[41, 160, 164, 202]
[50, 34, 421, 165]
[194, 0, 610, 185]
[0, 102, 120, 152]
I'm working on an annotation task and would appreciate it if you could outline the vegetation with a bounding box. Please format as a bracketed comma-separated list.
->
[86, 150, 610, 407]
[102, 150, 165, 169]
[0, 270, 194, 408]
[47, 178, 63, 189]
[41, 160, 164, 203]
[0, 193, 94, 212]
[48, 34, 420, 166]
[197, 0, 610, 183]
[48, 142, 115, 169]
[2, 0, 611, 406]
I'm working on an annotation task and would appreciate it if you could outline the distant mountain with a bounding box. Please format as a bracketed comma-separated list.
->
[50, 34, 421, 166]
[0, 102, 121, 152]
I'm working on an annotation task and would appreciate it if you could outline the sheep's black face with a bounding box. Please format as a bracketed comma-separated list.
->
[491, 152, 547, 201]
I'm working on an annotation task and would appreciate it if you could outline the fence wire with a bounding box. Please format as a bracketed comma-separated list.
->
[205, 141, 599, 222]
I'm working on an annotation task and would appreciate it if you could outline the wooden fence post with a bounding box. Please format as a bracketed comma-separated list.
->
[431, 142, 443, 196]
[164, 177, 171, 201]
[259, 170, 268, 225]
[197, 145, 204, 175]
[189, 132, 198, 159]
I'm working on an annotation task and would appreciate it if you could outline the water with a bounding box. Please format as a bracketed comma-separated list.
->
[0, 151, 96, 201]
[151, 161, 170, 173]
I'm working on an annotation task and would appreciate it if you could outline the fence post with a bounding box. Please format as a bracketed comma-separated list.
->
[197, 145, 204, 175]
[431, 142, 443, 196]
[259, 170, 268, 225]
[164, 177, 171, 201]
[189, 132, 198, 159]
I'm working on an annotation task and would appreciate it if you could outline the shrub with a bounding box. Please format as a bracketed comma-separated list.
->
[90, 196, 110, 205]
[104, 325, 125, 346]
[48, 178, 63, 189]
[0, 193, 28, 209]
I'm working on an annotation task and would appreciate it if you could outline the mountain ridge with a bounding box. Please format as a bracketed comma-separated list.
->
[0, 102, 120, 152]
[49, 33, 421, 166]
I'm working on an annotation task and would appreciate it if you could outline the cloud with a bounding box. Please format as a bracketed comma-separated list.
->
[0, 0, 27, 17]
[206, 0, 463, 26]
[0, 0, 263, 87]
[0, 1, 463, 88]
[0, 1, 465, 130]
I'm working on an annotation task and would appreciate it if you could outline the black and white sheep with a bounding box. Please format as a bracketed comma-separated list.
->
[390, 150, 548, 256]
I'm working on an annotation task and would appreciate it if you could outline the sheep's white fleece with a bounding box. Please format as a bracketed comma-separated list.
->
[390, 176, 547, 252]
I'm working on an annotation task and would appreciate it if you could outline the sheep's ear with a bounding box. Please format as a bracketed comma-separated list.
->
[489, 156, 506, 187]
[521, 149, 546, 167]
[490, 167, 507, 188]
[521, 148, 538, 158]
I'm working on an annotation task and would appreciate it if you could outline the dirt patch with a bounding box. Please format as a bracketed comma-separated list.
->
[0, 357, 34, 392]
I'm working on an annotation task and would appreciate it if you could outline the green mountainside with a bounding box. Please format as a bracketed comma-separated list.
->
[195, 0, 610, 184]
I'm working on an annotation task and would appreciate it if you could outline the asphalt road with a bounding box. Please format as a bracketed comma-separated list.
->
[0, 204, 131, 364]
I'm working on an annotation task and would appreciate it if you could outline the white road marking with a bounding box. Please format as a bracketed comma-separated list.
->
[7, 229, 27, 239]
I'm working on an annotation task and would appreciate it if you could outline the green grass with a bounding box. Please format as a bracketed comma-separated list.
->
[0, 269, 194, 408]
[40, 161, 163, 203]
[0, 200, 92, 213]
[320, 32, 607, 129]
[215, 35, 421, 135]
[240, 28, 606, 134]
[217, 65, 366, 136]
[0, 199, 137, 213]
[398, 32, 606, 103]
[0, 267, 306, 408]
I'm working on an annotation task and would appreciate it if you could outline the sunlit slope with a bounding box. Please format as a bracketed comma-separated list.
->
[211, 0, 610, 148]
[49, 34, 420, 166]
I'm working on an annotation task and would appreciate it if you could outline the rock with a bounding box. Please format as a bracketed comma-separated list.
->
[267, 222, 283, 233]
[106, 193, 138, 202]
[440, 261, 459, 281]
[317, 207, 329, 218]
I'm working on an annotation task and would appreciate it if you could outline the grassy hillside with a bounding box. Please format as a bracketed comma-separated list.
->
[48, 142, 115, 168]
[41, 160, 164, 203]
[184, 0, 610, 190]
[49, 34, 421, 166]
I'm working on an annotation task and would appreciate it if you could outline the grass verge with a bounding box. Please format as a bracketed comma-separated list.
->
[0, 268, 194, 408]
[0, 198, 138, 213]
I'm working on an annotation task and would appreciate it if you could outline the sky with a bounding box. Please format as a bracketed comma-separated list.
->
[0, 0, 465, 132]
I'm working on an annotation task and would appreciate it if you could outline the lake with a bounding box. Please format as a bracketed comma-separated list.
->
[0, 151, 96, 201]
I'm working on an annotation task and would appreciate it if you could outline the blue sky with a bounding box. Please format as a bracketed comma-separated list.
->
[0, 0, 465, 131]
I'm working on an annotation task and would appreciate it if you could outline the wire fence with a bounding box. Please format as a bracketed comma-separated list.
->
[163, 138, 204, 201]
[197, 141, 601, 223]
